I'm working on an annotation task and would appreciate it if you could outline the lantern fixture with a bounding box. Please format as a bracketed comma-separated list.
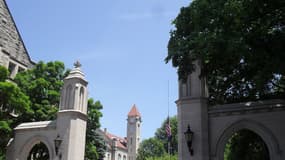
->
[184, 124, 194, 155]
[54, 134, 62, 156]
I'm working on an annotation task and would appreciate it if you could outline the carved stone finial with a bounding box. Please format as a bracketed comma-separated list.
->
[74, 60, 81, 68]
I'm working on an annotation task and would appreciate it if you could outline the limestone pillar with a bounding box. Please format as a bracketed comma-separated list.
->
[176, 60, 209, 160]
[56, 61, 88, 160]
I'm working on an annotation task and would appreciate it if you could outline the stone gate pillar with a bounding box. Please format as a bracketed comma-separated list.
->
[56, 61, 88, 160]
[5, 62, 89, 160]
[176, 60, 209, 160]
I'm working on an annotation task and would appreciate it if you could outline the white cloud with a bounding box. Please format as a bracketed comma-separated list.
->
[117, 9, 177, 21]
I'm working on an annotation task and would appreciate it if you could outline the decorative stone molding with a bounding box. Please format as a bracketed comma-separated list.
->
[208, 99, 285, 117]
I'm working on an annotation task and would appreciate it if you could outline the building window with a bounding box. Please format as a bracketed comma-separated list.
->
[123, 155, 126, 160]
[118, 154, 121, 160]
[18, 66, 25, 73]
[8, 62, 16, 77]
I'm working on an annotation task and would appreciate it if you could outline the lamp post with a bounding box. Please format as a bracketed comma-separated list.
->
[184, 124, 194, 156]
[54, 135, 62, 156]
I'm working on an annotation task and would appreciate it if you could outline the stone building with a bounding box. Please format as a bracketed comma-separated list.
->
[0, 0, 34, 78]
[100, 105, 142, 160]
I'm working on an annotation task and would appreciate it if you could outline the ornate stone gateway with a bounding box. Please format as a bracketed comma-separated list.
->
[177, 61, 285, 160]
[6, 63, 89, 160]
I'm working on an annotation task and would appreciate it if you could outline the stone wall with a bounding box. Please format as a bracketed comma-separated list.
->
[208, 99, 285, 160]
[0, 0, 33, 69]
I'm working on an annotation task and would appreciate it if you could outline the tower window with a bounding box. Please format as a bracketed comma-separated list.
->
[79, 87, 84, 111]
[65, 85, 72, 109]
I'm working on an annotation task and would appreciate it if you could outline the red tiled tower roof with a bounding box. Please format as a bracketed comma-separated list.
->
[128, 104, 141, 117]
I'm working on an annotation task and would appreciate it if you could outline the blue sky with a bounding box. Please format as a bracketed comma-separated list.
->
[7, 0, 190, 140]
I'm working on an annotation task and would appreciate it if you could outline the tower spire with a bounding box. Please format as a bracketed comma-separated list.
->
[128, 104, 141, 117]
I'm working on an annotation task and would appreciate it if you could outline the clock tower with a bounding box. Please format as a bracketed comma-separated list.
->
[127, 104, 141, 160]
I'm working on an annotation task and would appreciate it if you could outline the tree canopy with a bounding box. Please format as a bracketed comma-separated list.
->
[137, 116, 178, 160]
[166, 0, 285, 104]
[14, 61, 67, 121]
[137, 138, 166, 160]
[0, 66, 32, 159]
[85, 99, 106, 160]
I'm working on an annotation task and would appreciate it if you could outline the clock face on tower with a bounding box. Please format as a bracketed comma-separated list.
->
[129, 118, 135, 124]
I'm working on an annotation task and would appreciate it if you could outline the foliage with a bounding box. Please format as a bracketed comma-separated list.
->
[137, 138, 166, 160]
[166, 0, 285, 104]
[0, 66, 8, 82]
[14, 61, 67, 121]
[154, 116, 178, 154]
[85, 99, 106, 160]
[0, 154, 4, 160]
[137, 116, 178, 160]
[224, 129, 269, 160]
[0, 66, 32, 158]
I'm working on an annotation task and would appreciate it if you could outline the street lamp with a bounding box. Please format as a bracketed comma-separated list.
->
[54, 135, 62, 156]
[184, 124, 194, 155]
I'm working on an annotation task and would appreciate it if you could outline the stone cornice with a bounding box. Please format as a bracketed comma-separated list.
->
[176, 97, 208, 105]
[57, 110, 88, 121]
[15, 120, 56, 131]
[208, 99, 285, 117]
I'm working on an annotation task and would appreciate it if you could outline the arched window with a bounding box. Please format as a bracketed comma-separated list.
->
[79, 87, 84, 111]
[27, 142, 50, 160]
[118, 154, 121, 160]
[65, 85, 72, 109]
[123, 155, 126, 160]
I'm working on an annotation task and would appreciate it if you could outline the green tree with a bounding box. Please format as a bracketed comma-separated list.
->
[14, 61, 67, 121]
[154, 116, 178, 154]
[224, 129, 269, 160]
[85, 99, 106, 160]
[166, 0, 285, 105]
[0, 66, 32, 158]
[137, 138, 166, 160]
